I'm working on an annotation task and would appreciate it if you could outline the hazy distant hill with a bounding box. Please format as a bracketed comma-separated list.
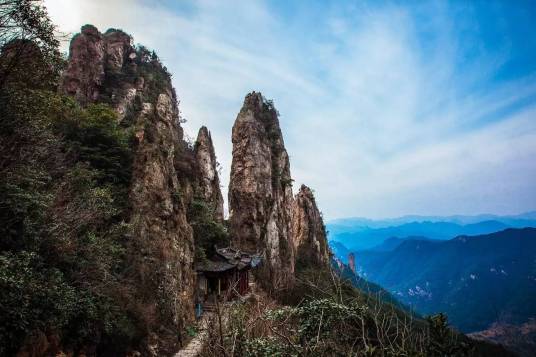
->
[353, 228, 536, 333]
[327, 212, 536, 250]
[331, 258, 406, 309]
[368, 236, 433, 252]
[329, 240, 350, 262]
[330, 237, 434, 263]
[329, 219, 514, 250]
[329, 211, 536, 228]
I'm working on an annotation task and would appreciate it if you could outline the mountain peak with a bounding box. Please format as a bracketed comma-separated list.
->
[229, 92, 295, 290]
[292, 184, 331, 268]
[194, 125, 224, 222]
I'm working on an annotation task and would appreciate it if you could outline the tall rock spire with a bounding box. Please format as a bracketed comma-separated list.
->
[61, 25, 195, 353]
[228, 92, 295, 290]
[292, 185, 331, 269]
[348, 252, 357, 275]
[194, 126, 224, 222]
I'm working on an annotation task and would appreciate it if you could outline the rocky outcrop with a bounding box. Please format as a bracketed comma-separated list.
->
[61, 25, 106, 105]
[62, 25, 195, 355]
[348, 252, 356, 275]
[194, 126, 224, 222]
[60, 25, 143, 120]
[292, 185, 331, 268]
[228, 92, 295, 291]
[333, 256, 344, 271]
[103, 29, 132, 73]
[128, 92, 195, 351]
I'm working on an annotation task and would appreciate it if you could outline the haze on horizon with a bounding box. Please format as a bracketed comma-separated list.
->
[45, 0, 536, 220]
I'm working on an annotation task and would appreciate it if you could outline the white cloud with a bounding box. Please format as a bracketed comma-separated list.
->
[44, 0, 536, 219]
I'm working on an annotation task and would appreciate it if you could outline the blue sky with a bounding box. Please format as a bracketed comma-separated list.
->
[45, 0, 536, 219]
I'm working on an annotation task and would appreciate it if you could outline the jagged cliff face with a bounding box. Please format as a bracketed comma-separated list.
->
[292, 185, 331, 268]
[129, 92, 195, 348]
[229, 92, 295, 290]
[194, 126, 224, 222]
[61, 25, 148, 121]
[62, 25, 194, 354]
[61, 25, 106, 105]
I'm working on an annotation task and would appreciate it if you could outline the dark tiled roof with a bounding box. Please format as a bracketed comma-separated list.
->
[195, 260, 236, 273]
[196, 247, 256, 273]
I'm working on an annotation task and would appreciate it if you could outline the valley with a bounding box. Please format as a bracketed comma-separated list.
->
[329, 221, 536, 355]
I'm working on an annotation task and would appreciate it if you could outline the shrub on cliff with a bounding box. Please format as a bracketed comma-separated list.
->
[0, 86, 138, 355]
[202, 266, 513, 357]
[0, 0, 63, 91]
[188, 197, 229, 259]
[51, 101, 133, 187]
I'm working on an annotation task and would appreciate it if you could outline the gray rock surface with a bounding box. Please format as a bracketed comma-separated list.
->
[292, 185, 331, 268]
[229, 92, 295, 291]
[194, 126, 224, 222]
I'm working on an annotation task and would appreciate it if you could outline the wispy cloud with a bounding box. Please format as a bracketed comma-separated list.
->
[45, 0, 536, 219]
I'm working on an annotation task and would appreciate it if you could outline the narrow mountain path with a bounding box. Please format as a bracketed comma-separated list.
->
[175, 279, 260, 357]
[174, 312, 214, 357]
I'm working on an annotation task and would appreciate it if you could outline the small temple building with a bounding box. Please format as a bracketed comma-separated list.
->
[195, 247, 258, 315]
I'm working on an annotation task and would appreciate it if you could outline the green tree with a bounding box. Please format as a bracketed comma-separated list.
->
[426, 313, 471, 356]
[0, 87, 137, 354]
[51, 102, 133, 186]
[188, 198, 229, 260]
[0, 0, 63, 91]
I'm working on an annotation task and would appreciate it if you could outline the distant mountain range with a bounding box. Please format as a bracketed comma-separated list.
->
[331, 258, 406, 310]
[329, 211, 536, 228]
[348, 228, 536, 333]
[327, 211, 536, 250]
[330, 236, 434, 264]
[367, 235, 433, 252]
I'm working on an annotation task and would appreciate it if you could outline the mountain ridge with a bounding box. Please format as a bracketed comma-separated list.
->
[351, 228, 536, 333]
[328, 215, 536, 250]
[328, 211, 536, 227]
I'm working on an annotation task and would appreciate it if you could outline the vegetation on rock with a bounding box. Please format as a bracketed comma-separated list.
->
[201, 267, 512, 356]
[0, 87, 138, 355]
[188, 197, 229, 260]
[0, 3, 188, 354]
